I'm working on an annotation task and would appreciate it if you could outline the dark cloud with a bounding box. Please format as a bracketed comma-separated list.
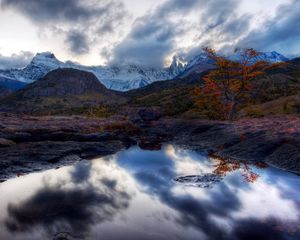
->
[5, 178, 131, 236]
[0, 0, 104, 23]
[70, 161, 92, 183]
[112, 0, 300, 67]
[199, 0, 239, 30]
[111, 10, 182, 67]
[0, 0, 129, 56]
[0, 51, 34, 70]
[65, 31, 90, 55]
[236, 0, 300, 56]
[111, 0, 242, 67]
[2, 0, 299, 65]
[157, 0, 201, 16]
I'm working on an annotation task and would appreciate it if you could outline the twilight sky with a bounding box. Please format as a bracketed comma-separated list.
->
[0, 0, 299, 69]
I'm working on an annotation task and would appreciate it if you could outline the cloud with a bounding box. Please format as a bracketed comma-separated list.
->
[65, 31, 89, 55]
[5, 176, 131, 235]
[236, 0, 300, 56]
[111, 16, 180, 67]
[110, 0, 243, 67]
[112, 0, 300, 67]
[1, 0, 299, 66]
[0, 51, 34, 70]
[0, 0, 104, 23]
[0, 0, 129, 56]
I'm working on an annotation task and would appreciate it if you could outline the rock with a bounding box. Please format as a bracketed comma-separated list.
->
[174, 174, 223, 188]
[266, 143, 300, 174]
[0, 138, 16, 147]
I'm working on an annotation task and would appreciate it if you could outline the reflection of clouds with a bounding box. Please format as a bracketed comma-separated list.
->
[1, 145, 300, 240]
[116, 146, 240, 239]
[70, 160, 91, 184]
[5, 159, 133, 238]
[117, 145, 300, 240]
[165, 145, 214, 176]
[232, 180, 299, 221]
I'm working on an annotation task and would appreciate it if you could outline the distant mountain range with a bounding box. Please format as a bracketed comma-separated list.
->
[0, 51, 289, 92]
[0, 56, 298, 116]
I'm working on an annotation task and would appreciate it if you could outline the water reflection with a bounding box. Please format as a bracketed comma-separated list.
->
[0, 145, 299, 240]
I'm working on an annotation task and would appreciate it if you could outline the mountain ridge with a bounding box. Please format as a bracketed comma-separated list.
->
[0, 50, 289, 92]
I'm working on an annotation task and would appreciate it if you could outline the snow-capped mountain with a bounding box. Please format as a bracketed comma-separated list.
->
[0, 52, 180, 91]
[178, 50, 289, 78]
[0, 52, 64, 83]
[0, 50, 289, 92]
[253, 51, 289, 63]
[177, 52, 216, 78]
[169, 56, 187, 76]
[229, 51, 289, 63]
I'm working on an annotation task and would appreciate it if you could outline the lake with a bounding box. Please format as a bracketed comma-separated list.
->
[0, 145, 299, 240]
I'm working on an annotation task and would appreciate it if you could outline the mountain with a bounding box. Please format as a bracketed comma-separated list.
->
[128, 56, 299, 118]
[169, 56, 187, 76]
[0, 56, 297, 117]
[0, 74, 27, 97]
[0, 68, 127, 114]
[229, 51, 289, 63]
[0, 52, 180, 92]
[178, 53, 215, 78]
[0, 52, 64, 84]
[178, 51, 289, 78]
[0, 50, 289, 92]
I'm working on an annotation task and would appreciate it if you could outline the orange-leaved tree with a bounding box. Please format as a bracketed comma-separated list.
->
[193, 48, 286, 120]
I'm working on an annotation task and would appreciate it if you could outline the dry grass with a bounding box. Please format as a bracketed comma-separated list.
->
[240, 93, 300, 118]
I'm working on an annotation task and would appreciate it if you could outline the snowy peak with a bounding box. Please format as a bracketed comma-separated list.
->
[175, 50, 289, 78]
[0, 50, 289, 92]
[185, 52, 214, 70]
[30, 52, 62, 67]
[33, 52, 57, 60]
[169, 56, 187, 76]
[230, 50, 289, 63]
[254, 51, 289, 63]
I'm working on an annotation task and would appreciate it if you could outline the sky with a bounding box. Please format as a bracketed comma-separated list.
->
[0, 0, 299, 69]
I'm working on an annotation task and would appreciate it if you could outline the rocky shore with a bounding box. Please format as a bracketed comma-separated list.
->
[0, 112, 299, 180]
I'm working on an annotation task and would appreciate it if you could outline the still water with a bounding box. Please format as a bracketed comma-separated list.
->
[0, 145, 299, 240]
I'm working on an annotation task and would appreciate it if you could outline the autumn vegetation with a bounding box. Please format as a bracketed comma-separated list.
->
[193, 48, 287, 120]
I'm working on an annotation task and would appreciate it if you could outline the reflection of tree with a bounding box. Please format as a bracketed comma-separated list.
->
[126, 149, 297, 239]
[211, 154, 268, 183]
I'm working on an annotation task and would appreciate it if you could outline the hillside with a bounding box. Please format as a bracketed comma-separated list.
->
[127, 58, 300, 118]
[0, 56, 298, 118]
[126, 71, 209, 116]
[0, 68, 128, 115]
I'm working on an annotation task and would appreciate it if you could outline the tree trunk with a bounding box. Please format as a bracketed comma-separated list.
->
[228, 101, 237, 121]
